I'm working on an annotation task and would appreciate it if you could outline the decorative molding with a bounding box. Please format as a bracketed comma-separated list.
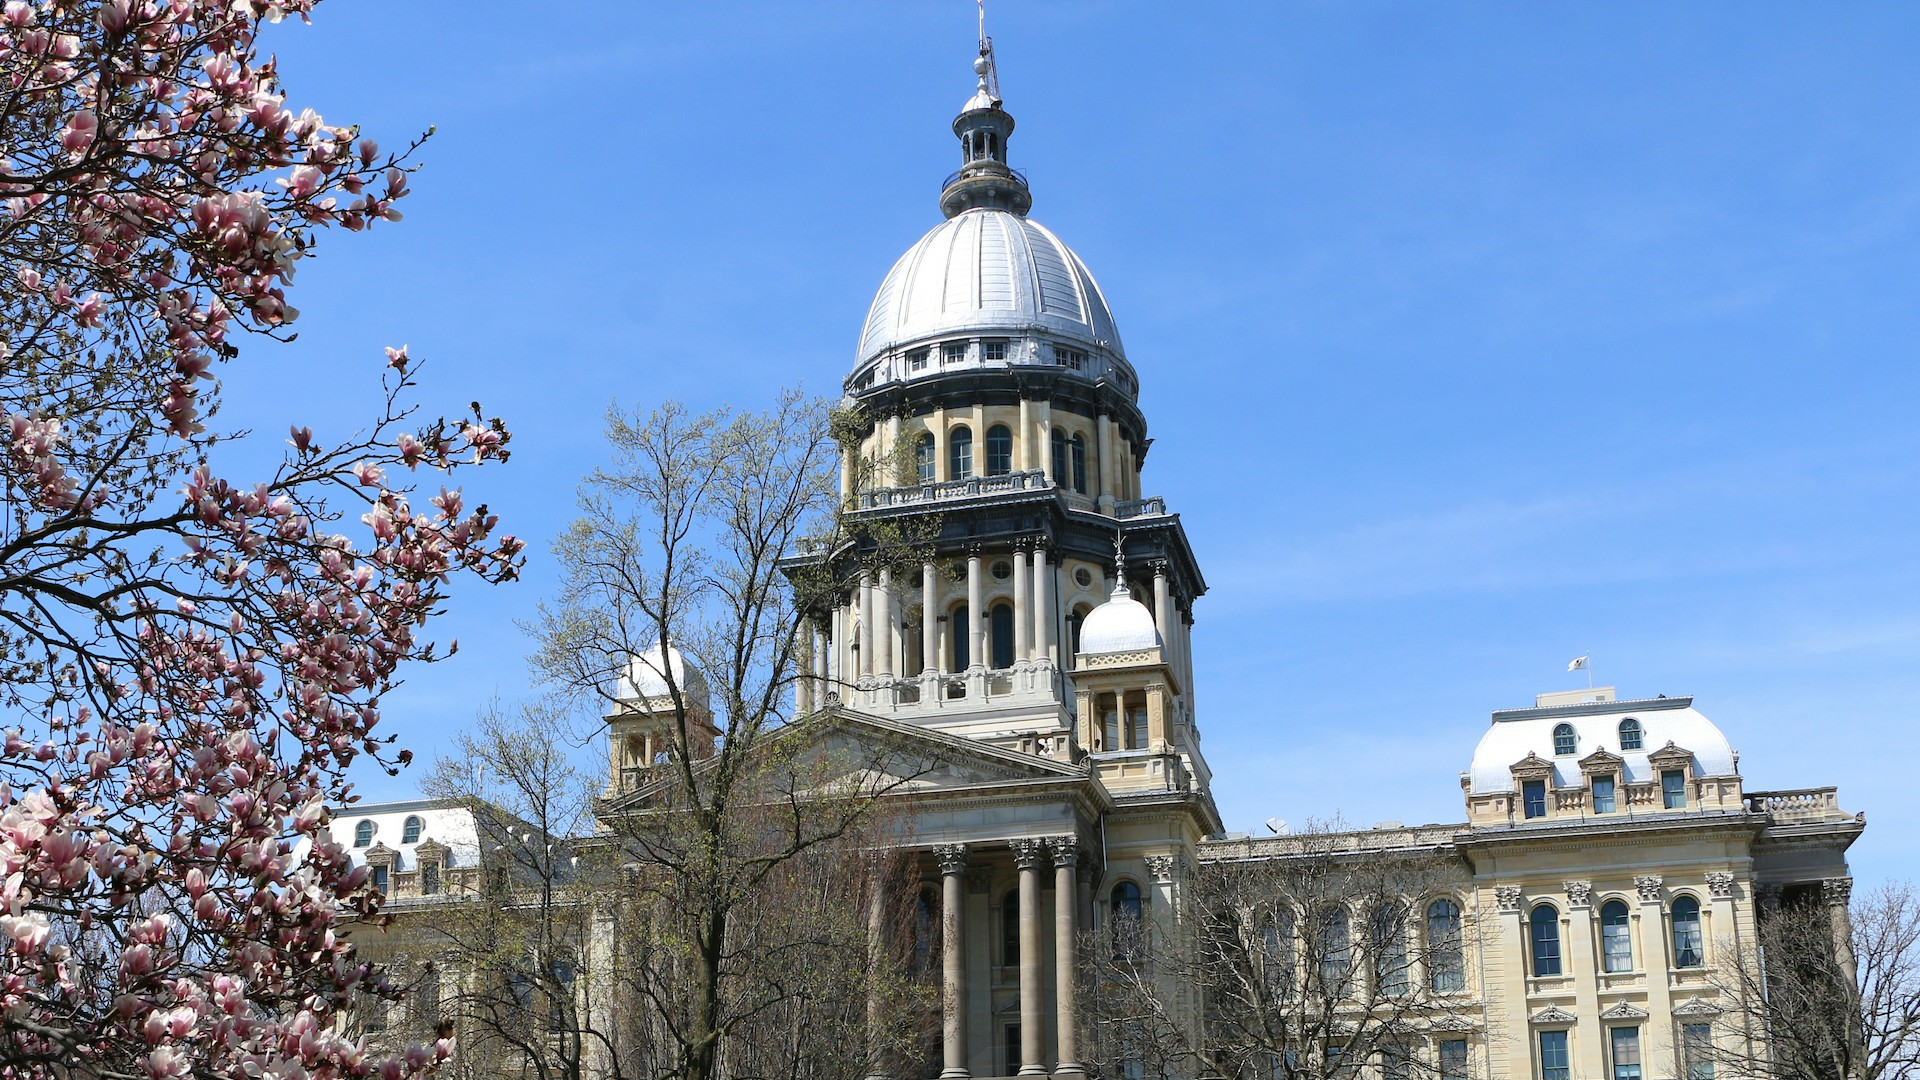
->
[1672, 998, 1724, 1018]
[1509, 753, 1555, 781]
[1705, 871, 1736, 899]
[1647, 741, 1694, 768]
[1011, 838, 1048, 871]
[1047, 835, 1079, 868]
[933, 843, 969, 876]
[1530, 1005, 1578, 1025]
[1431, 1014, 1478, 1032]
[1494, 886, 1523, 913]
[1563, 880, 1593, 908]
[1824, 877, 1854, 906]
[1144, 854, 1179, 883]
[1577, 748, 1625, 776]
[1599, 1002, 1650, 1021]
[1635, 875, 1665, 903]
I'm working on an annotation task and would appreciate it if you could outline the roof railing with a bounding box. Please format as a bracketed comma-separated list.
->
[942, 166, 1030, 192]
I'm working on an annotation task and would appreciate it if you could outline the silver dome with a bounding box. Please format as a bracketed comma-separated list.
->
[855, 207, 1126, 371]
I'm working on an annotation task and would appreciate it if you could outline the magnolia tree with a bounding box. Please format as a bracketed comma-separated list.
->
[1, 2, 520, 1078]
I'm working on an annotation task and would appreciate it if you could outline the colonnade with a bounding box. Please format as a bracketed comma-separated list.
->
[850, 406, 1145, 508]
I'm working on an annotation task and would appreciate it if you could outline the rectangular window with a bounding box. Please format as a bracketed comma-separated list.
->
[1439, 1039, 1469, 1080]
[1681, 1023, 1715, 1080]
[371, 864, 389, 897]
[1056, 347, 1085, 370]
[1523, 780, 1547, 819]
[1593, 774, 1616, 813]
[1610, 1026, 1642, 1080]
[1005, 1025, 1021, 1079]
[942, 340, 967, 364]
[1382, 1043, 1412, 1080]
[981, 339, 1008, 361]
[1662, 770, 1687, 809]
[1538, 1031, 1569, 1080]
[420, 859, 440, 895]
[907, 347, 929, 372]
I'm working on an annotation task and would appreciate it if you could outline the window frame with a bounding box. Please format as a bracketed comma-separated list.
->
[353, 819, 375, 847]
[1438, 1038, 1470, 1080]
[988, 602, 1016, 670]
[981, 338, 1008, 362]
[984, 424, 1013, 476]
[1552, 723, 1577, 756]
[1671, 894, 1705, 968]
[1529, 904, 1562, 977]
[1592, 773, 1617, 814]
[1618, 717, 1643, 751]
[949, 425, 973, 479]
[1662, 769, 1687, 809]
[1427, 898, 1466, 993]
[1609, 1025, 1643, 1080]
[941, 340, 967, 365]
[1522, 779, 1548, 819]
[1110, 880, 1145, 960]
[915, 432, 935, 483]
[1681, 1023, 1716, 1080]
[1600, 899, 1633, 973]
[1538, 1030, 1570, 1080]
[401, 815, 423, 844]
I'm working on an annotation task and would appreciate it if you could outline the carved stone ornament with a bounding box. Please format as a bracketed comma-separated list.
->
[1635, 875, 1665, 903]
[1824, 877, 1854, 906]
[1048, 835, 1080, 868]
[1599, 1002, 1650, 1021]
[1705, 871, 1736, 899]
[1494, 886, 1524, 913]
[1509, 753, 1555, 781]
[1431, 1014, 1477, 1032]
[1011, 838, 1048, 871]
[1144, 854, 1179, 883]
[1672, 998, 1724, 1018]
[933, 843, 969, 876]
[1530, 1005, 1579, 1025]
[1563, 880, 1593, 908]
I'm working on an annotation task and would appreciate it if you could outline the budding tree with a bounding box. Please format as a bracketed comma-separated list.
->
[1, 2, 520, 1077]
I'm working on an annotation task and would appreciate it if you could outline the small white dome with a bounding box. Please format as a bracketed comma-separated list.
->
[617, 642, 707, 703]
[1466, 697, 1736, 795]
[856, 208, 1125, 370]
[1078, 583, 1161, 656]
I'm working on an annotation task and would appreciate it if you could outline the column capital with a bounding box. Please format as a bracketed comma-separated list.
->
[1494, 885, 1523, 913]
[1011, 837, 1048, 871]
[1047, 834, 1080, 868]
[1634, 875, 1665, 903]
[933, 843, 969, 876]
[1823, 877, 1853, 906]
[1705, 871, 1736, 899]
[1563, 880, 1593, 908]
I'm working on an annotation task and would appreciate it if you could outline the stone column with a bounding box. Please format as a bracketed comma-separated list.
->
[932, 406, 949, 483]
[877, 567, 895, 679]
[1637, 875, 1675, 1050]
[935, 845, 971, 1079]
[1018, 397, 1032, 473]
[858, 571, 876, 679]
[1095, 415, 1114, 507]
[797, 618, 816, 714]
[1825, 877, 1858, 986]
[885, 414, 902, 484]
[1562, 881, 1603, 1080]
[1032, 545, 1054, 666]
[922, 562, 940, 675]
[1151, 565, 1172, 644]
[1050, 836, 1083, 1077]
[966, 552, 985, 670]
[1035, 399, 1053, 485]
[1012, 839, 1048, 1075]
[865, 867, 891, 1080]
[1012, 546, 1031, 664]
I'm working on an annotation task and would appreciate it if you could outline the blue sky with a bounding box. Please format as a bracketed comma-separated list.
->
[241, 3, 1920, 885]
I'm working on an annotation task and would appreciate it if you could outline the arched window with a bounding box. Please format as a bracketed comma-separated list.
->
[950, 604, 970, 671]
[1369, 902, 1410, 995]
[1672, 895, 1704, 968]
[402, 815, 424, 844]
[1317, 906, 1352, 986]
[1529, 904, 1562, 976]
[1070, 433, 1088, 493]
[985, 424, 1013, 476]
[1427, 899, 1465, 992]
[1001, 890, 1020, 967]
[1619, 718, 1643, 751]
[989, 602, 1015, 669]
[1069, 605, 1089, 660]
[1553, 723, 1577, 756]
[1601, 899, 1633, 972]
[1111, 881, 1144, 960]
[915, 432, 935, 484]
[949, 425, 973, 479]
[1051, 428, 1069, 484]
[353, 820, 374, 848]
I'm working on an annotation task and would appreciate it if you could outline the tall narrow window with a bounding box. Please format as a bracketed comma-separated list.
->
[1427, 899, 1465, 992]
[354, 820, 374, 847]
[915, 432, 935, 483]
[1111, 882, 1143, 960]
[1523, 780, 1547, 819]
[1610, 1026, 1643, 1080]
[1317, 907, 1351, 987]
[950, 604, 970, 671]
[1681, 1023, 1716, 1080]
[401, 815, 423, 844]
[1593, 774, 1617, 814]
[1051, 429, 1068, 484]
[1672, 895, 1704, 968]
[1382, 1043, 1413, 1080]
[1618, 718, 1643, 750]
[1370, 902, 1410, 996]
[1662, 770, 1687, 809]
[1001, 890, 1020, 967]
[1553, 723, 1577, 756]
[1069, 605, 1089, 659]
[985, 424, 1013, 476]
[1070, 433, 1088, 493]
[371, 864, 389, 897]
[950, 425, 973, 479]
[1529, 904, 1562, 977]
[989, 602, 1015, 669]
[1601, 899, 1633, 972]
[1439, 1039, 1469, 1080]
[913, 888, 939, 973]
[1126, 694, 1149, 750]
[1538, 1030, 1570, 1080]
[1100, 692, 1120, 751]
[1263, 908, 1296, 997]
[420, 858, 440, 896]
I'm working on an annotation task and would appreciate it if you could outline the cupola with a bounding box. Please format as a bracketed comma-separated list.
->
[939, 39, 1032, 219]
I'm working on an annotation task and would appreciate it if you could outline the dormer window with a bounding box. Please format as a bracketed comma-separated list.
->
[353, 820, 374, 847]
[981, 339, 1008, 361]
[1552, 723, 1577, 756]
[371, 863, 389, 896]
[1592, 774, 1617, 814]
[1618, 718, 1643, 750]
[1522, 780, 1547, 819]
[402, 815, 423, 844]
[1662, 770, 1687, 809]
[942, 340, 967, 364]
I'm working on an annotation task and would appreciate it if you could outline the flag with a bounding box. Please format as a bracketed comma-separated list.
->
[1567, 655, 1590, 672]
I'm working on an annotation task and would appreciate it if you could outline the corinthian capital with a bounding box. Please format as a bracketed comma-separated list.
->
[933, 843, 969, 876]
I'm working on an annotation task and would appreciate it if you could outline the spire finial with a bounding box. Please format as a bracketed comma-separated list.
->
[939, 8, 1030, 218]
[1111, 530, 1130, 597]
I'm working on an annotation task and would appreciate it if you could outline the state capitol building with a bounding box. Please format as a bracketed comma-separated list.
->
[333, 35, 1865, 1080]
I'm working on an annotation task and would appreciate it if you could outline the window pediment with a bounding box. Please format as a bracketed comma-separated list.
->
[1599, 1002, 1649, 1021]
[1672, 998, 1723, 1017]
[1578, 748, 1624, 775]
[363, 842, 397, 865]
[1509, 752, 1554, 782]
[1530, 1005, 1578, 1025]
[1647, 741, 1694, 769]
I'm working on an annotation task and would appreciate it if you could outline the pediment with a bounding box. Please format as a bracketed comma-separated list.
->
[363, 842, 396, 863]
[1530, 1005, 1578, 1025]
[1578, 748, 1624, 775]
[1431, 1014, 1477, 1032]
[1599, 1002, 1649, 1021]
[1509, 752, 1554, 781]
[1648, 741, 1694, 768]
[1672, 998, 1723, 1017]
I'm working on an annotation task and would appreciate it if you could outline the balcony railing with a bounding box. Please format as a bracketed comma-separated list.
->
[856, 472, 1169, 519]
[1115, 497, 1166, 518]
[1744, 787, 1844, 822]
[942, 166, 1030, 192]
